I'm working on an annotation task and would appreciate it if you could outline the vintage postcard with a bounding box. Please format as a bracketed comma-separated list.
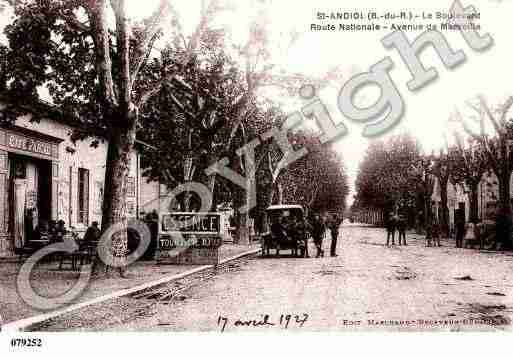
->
[0, 0, 512, 356]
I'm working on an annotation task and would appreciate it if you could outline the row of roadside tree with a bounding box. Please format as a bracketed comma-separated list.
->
[352, 95, 513, 249]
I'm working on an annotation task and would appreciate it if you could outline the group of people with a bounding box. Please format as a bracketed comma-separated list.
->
[271, 213, 343, 258]
[386, 208, 504, 249]
[385, 213, 408, 246]
[386, 212, 454, 247]
[30, 219, 101, 246]
[453, 209, 498, 250]
[30, 219, 70, 243]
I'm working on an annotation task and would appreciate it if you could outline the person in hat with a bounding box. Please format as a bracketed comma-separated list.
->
[311, 213, 326, 258]
[386, 212, 397, 246]
[397, 214, 407, 246]
[83, 221, 101, 245]
[327, 213, 343, 256]
[296, 216, 312, 258]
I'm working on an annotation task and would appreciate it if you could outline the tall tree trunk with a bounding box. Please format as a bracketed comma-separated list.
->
[269, 180, 280, 206]
[208, 175, 217, 211]
[469, 181, 479, 224]
[240, 176, 254, 244]
[497, 171, 512, 248]
[498, 172, 511, 214]
[97, 119, 137, 275]
[232, 183, 250, 245]
[424, 195, 433, 237]
[415, 193, 424, 234]
[277, 183, 283, 204]
[232, 207, 250, 245]
[239, 211, 250, 245]
[208, 151, 218, 210]
[440, 180, 449, 237]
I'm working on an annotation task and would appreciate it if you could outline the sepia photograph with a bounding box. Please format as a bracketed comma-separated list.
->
[0, 0, 512, 356]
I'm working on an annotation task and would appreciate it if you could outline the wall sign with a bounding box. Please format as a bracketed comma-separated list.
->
[158, 212, 222, 265]
[0, 128, 59, 159]
[161, 213, 221, 233]
[7, 134, 52, 156]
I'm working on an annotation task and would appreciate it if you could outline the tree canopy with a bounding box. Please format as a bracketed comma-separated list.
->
[355, 133, 423, 212]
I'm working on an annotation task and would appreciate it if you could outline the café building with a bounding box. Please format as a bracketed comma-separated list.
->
[0, 99, 160, 258]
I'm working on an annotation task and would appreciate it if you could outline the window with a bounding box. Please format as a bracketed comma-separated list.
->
[78, 168, 89, 225]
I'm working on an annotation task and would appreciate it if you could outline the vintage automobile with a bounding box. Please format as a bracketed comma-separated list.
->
[261, 204, 307, 257]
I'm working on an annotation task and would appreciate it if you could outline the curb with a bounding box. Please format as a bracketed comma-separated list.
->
[1, 247, 261, 332]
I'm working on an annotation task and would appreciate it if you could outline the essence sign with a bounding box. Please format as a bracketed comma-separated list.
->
[157, 212, 223, 265]
[162, 212, 221, 233]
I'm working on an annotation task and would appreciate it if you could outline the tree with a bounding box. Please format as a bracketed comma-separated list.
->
[2, 0, 223, 274]
[448, 135, 489, 224]
[432, 149, 451, 236]
[220, 2, 353, 244]
[222, 19, 303, 244]
[355, 133, 423, 221]
[278, 131, 349, 215]
[454, 95, 513, 248]
[409, 155, 436, 234]
[138, 33, 246, 210]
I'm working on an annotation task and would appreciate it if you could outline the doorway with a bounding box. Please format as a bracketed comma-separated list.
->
[8, 154, 52, 248]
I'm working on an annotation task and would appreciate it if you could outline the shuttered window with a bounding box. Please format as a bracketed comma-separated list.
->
[78, 168, 89, 225]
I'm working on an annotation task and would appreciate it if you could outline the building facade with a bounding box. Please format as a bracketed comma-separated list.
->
[431, 179, 467, 232]
[0, 101, 158, 257]
[431, 171, 513, 232]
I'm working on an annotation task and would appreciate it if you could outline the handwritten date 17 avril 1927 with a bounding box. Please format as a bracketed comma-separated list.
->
[217, 314, 309, 332]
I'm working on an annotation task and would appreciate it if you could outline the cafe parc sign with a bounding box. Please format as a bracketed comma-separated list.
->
[7, 133, 52, 157]
[0, 127, 59, 159]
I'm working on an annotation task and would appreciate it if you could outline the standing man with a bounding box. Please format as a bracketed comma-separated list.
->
[495, 208, 512, 250]
[311, 213, 326, 258]
[386, 212, 397, 246]
[455, 209, 465, 248]
[431, 218, 441, 247]
[328, 213, 342, 257]
[297, 215, 312, 258]
[463, 221, 477, 249]
[397, 214, 407, 246]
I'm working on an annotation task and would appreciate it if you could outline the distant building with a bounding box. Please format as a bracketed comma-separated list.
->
[431, 172, 513, 231]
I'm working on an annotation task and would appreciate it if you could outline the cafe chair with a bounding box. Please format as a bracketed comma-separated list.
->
[57, 232, 81, 271]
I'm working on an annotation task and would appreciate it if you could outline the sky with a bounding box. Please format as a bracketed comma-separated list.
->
[2, 0, 513, 205]
[134, 0, 513, 205]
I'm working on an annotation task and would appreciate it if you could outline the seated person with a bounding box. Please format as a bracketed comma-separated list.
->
[54, 220, 68, 241]
[24, 208, 35, 243]
[270, 217, 287, 241]
[83, 221, 101, 245]
[48, 220, 58, 242]
[285, 216, 299, 243]
[33, 221, 49, 242]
